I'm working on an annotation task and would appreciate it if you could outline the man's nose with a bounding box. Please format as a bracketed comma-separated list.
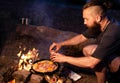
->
[84, 21, 86, 25]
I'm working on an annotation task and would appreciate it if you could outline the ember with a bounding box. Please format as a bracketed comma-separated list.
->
[8, 79, 15, 83]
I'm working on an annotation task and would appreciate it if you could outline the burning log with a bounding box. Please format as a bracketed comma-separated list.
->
[3, 66, 18, 83]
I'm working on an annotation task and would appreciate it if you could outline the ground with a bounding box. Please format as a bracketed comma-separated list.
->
[0, 1, 120, 83]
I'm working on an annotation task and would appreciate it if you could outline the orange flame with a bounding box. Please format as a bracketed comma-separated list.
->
[17, 48, 39, 71]
[8, 79, 15, 83]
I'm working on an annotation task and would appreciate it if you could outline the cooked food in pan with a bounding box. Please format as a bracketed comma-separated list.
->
[33, 60, 58, 73]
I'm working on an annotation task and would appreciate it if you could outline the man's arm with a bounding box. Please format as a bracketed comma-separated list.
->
[50, 52, 100, 69]
[65, 56, 100, 68]
[49, 34, 87, 52]
[59, 34, 88, 46]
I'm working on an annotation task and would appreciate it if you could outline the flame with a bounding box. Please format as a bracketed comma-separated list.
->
[8, 79, 15, 83]
[17, 48, 39, 71]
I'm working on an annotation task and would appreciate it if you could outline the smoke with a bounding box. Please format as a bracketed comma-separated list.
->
[25, 0, 53, 26]
[15, 0, 84, 32]
[19, 0, 72, 27]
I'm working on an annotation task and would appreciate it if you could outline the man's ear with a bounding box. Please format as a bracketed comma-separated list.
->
[96, 16, 102, 22]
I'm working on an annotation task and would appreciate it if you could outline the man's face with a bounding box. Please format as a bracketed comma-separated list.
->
[83, 9, 101, 31]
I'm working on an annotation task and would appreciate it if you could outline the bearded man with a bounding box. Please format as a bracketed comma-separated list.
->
[49, 1, 120, 83]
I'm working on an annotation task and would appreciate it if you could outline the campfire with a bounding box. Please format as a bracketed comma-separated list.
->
[7, 47, 39, 83]
[17, 47, 39, 71]
[6, 47, 66, 83]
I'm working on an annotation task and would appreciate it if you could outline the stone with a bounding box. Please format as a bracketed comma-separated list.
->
[13, 69, 30, 83]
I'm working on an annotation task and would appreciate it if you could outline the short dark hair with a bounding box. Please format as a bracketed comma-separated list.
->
[83, 1, 107, 11]
[83, 1, 108, 17]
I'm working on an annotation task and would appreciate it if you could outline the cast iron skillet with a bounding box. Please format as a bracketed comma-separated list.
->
[31, 59, 59, 75]
[24, 59, 59, 83]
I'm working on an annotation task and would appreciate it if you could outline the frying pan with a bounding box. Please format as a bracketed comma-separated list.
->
[31, 59, 59, 75]
[24, 59, 59, 83]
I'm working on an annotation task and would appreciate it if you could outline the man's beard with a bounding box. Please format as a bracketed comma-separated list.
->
[86, 22, 101, 35]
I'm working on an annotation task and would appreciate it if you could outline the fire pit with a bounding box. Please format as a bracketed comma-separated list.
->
[4, 47, 71, 83]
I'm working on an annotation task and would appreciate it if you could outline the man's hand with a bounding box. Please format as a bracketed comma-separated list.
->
[49, 42, 62, 53]
[50, 52, 67, 63]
